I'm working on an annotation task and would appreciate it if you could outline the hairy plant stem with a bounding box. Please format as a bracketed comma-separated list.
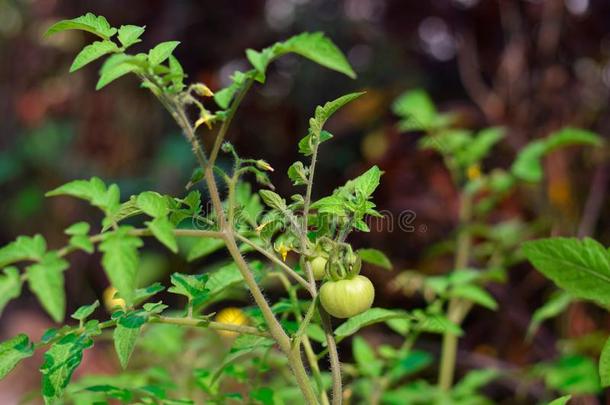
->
[163, 81, 319, 404]
[438, 191, 473, 391]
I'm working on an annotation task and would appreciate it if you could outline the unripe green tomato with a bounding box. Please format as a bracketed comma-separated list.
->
[310, 256, 327, 280]
[319, 275, 375, 318]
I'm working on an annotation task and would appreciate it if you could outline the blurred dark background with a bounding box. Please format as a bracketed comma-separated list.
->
[2, 0, 610, 402]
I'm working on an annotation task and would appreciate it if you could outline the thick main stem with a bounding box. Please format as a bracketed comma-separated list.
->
[438, 191, 473, 390]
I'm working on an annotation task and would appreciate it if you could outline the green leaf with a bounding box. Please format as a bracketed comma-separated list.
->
[113, 321, 141, 369]
[148, 41, 180, 66]
[71, 300, 100, 322]
[353, 336, 382, 377]
[168, 55, 185, 92]
[0, 234, 47, 267]
[510, 140, 548, 183]
[246, 32, 355, 83]
[547, 396, 572, 405]
[527, 291, 572, 339]
[347, 165, 382, 199]
[136, 191, 169, 218]
[287, 162, 309, 186]
[299, 92, 364, 155]
[26, 253, 68, 322]
[168, 273, 208, 307]
[214, 70, 250, 109]
[68, 235, 94, 254]
[99, 227, 143, 305]
[335, 308, 408, 338]
[117, 25, 145, 48]
[70, 40, 118, 72]
[187, 237, 225, 262]
[522, 237, 610, 306]
[412, 311, 463, 336]
[0, 267, 22, 315]
[392, 89, 438, 130]
[453, 369, 500, 396]
[512, 128, 602, 182]
[456, 127, 505, 167]
[600, 337, 610, 387]
[259, 190, 286, 210]
[205, 262, 265, 299]
[96, 54, 143, 90]
[250, 387, 275, 405]
[0, 334, 34, 380]
[46, 177, 120, 215]
[146, 217, 178, 253]
[41, 333, 93, 404]
[357, 248, 392, 270]
[65, 222, 90, 236]
[451, 284, 498, 310]
[44, 13, 117, 40]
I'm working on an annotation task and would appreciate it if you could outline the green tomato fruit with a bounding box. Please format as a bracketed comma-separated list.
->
[310, 256, 327, 280]
[319, 275, 375, 318]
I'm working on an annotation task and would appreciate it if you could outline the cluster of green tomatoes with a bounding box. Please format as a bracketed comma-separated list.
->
[307, 243, 375, 319]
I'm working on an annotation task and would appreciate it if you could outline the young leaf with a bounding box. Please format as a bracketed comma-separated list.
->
[299, 92, 365, 156]
[146, 217, 178, 253]
[522, 237, 610, 306]
[343, 165, 382, 199]
[64, 222, 90, 236]
[353, 336, 383, 377]
[113, 319, 142, 369]
[547, 396, 572, 405]
[287, 162, 309, 186]
[259, 190, 286, 210]
[68, 235, 94, 254]
[136, 191, 170, 218]
[41, 333, 93, 403]
[357, 248, 392, 270]
[512, 128, 602, 182]
[334, 308, 409, 338]
[148, 41, 180, 66]
[26, 253, 68, 322]
[44, 13, 117, 40]
[71, 300, 100, 322]
[99, 227, 143, 305]
[600, 337, 610, 387]
[0, 267, 22, 315]
[70, 40, 118, 72]
[0, 234, 47, 268]
[510, 140, 548, 183]
[0, 334, 34, 380]
[117, 25, 146, 48]
[187, 237, 225, 262]
[46, 177, 120, 215]
[96, 54, 143, 90]
[168, 55, 185, 92]
[453, 369, 500, 397]
[451, 284, 498, 310]
[456, 127, 505, 167]
[527, 291, 572, 339]
[392, 89, 438, 130]
[168, 273, 208, 307]
[246, 32, 356, 82]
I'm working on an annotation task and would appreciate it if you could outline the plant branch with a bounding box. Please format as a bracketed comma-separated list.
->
[235, 233, 312, 293]
[438, 191, 473, 391]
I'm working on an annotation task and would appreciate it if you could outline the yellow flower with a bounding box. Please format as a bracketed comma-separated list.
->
[275, 243, 291, 261]
[467, 164, 482, 181]
[256, 160, 274, 172]
[194, 111, 214, 130]
[215, 307, 248, 338]
[103, 286, 126, 312]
